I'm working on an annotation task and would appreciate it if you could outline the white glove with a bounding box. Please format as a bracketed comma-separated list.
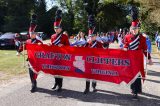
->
[123, 48, 127, 51]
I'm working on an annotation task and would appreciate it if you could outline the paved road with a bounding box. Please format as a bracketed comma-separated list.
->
[0, 51, 160, 106]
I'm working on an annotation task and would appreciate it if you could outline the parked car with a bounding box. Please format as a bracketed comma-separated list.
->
[20, 31, 47, 41]
[20, 31, 30, 41]
[0, 32, 15, 49]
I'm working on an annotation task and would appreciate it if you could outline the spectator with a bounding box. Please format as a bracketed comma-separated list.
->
[143, 33, 152, 53]
[14, 33, 21, 52]
[156, 34, 160, 53]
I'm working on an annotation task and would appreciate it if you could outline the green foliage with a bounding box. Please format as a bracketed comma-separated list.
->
[0, 0, 160, 37]
[1, 0, 35, 32]
[134, 0, 160, 37]
[97, 2, 128, 32]
[46, 6, 59, 35]
[73, 0, 88, 34]
[0, 0, 7, 32]
[35, 0, 48, 33]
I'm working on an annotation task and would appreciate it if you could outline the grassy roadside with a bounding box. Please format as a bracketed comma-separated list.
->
[152, 44, 160, 54]
[0, 39, 50, 81]
[0, 50, 27, 80]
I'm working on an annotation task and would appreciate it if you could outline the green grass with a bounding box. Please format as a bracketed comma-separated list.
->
[152, 44, 160, 56]
[0, 50, 27, 78]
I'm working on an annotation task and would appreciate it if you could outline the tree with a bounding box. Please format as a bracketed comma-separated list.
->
[45, 6, 59, 35]
[125, 0, 160, 38]
[48, 0, 130, 34]
[2, 0, 35, 32]
[54, 0, 75, 35]
[96, 1, 129, 32]
[1, 0, 159, 36]
[34, 0, 48, 33]
[0, 0, 7, 32]
[49, 0, 88, 35]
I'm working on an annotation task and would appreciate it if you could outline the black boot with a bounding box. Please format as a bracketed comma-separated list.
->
[29, 68, 37, 93]
[52, 78, 58, 89]
[57, 78, 63, 92]
[131, 77, 142, 94]
[92, 82, 97, 92]
[84, 81, 90, 94]
[30, 80, 37, 93]
[51, 83, 57, 89]
[132, 93, 139, 100]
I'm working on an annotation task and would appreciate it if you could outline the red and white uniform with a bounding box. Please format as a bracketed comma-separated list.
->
[17, 38, 43, 81]
[85, 40, 103, 48]
[84, 40, 103, 91]
[50, 32, 70, 89]
[51, 33, 70, 46]
[18, 39, 43, 53]
[123, 33, 151, 59]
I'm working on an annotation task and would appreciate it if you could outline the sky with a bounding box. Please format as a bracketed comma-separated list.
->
[46, 0, 59, 11]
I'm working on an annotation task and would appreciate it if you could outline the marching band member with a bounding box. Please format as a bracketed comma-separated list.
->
[63, 31, 69, 38]
[50, 10, 70, 92]
[123, 6, 153, 99]
[17, 32, 43, 93]
[84, 15, 103, 94]
[17, 14, 43, 93]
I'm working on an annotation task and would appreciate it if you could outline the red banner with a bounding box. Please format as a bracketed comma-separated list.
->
[26, 44, 144, 85]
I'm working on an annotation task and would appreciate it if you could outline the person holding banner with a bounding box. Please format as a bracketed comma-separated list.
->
[123, 20, 153, 99]
[17, 14, 43, 93]
[83, 15, 103, 94]
[50, 10, 70, 92]
[17, 32, 43, 92]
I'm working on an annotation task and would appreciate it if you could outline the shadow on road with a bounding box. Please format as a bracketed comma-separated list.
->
[35, 87, 160, 106]
[152, 62, 160, 64]
[146, 79, 160, 84]
[151, 57, 160, 60]
[148, 70, 160, 77]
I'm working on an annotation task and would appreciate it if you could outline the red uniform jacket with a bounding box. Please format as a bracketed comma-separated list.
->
[85, 40, 103, 48]
[18, 39, 43, 52]
[51, 33, 70, 46]
[123, 33, 151, 59]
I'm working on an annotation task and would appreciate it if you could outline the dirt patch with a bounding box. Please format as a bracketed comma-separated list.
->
[0, 72, 28, 86]
[0, 72, 10, 80]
